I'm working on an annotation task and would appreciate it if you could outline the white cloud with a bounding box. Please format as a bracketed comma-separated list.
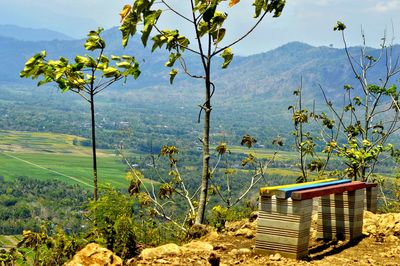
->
[368, 0, 400, 13]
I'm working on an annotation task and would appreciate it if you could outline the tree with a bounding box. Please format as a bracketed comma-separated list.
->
[20, 28, 141, 200]
[317, 22, 400, 182]
[119, 0, 286, 224]
[289, 81, 332, 183]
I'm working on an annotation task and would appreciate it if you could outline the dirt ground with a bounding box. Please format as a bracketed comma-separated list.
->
[130, 211, 400, 266]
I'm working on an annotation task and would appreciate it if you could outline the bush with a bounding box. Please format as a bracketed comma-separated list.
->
[85, 186, 137, 260]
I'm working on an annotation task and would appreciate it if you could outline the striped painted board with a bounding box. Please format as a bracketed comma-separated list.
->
[364, 183, 378, 188]
[260, 178, 337, 196]
[275, 179, 352, 199]
[290, 181, 367, 201]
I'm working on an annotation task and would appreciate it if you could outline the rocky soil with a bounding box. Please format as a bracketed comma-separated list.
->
[67, 211, 400, 266]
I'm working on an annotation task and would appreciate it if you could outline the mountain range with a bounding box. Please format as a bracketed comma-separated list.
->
[0, 25, 395, 99]
[0, 25, 399, 148]
[0, 24, 74, 42]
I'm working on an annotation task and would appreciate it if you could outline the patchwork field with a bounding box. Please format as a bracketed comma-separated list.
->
[0, 130, 130, 188]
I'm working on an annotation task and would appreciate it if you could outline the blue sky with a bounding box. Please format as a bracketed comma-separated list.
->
[1, 0, 400, 55]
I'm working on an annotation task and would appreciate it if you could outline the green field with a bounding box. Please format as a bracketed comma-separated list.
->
[0, 130, 395, 191]
[0, 235, 21, 248]
[0, 130, 131, 188]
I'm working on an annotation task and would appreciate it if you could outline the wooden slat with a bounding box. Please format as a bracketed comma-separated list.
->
[275, 179, 352, 199]
[259, 178, 337, 196]
[291, 181, 366, 201]
[365, 183, 377, 188]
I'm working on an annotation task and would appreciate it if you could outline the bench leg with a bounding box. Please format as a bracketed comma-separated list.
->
[317, 188, 365, 240]
[365, 187, 377, 213]
[255, 196, 313, 259]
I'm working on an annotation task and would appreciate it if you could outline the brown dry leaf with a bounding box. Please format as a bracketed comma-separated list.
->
[119, 4, 132, 23]
[228, 0, 240, 7]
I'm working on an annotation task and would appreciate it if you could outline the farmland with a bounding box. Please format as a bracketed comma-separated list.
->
[0, 130, 130, 188]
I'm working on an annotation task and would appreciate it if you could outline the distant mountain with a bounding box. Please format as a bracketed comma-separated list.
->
[0, 24, 74, 41]
[0, 26, 398, 101]
[1, 27, 400, 150]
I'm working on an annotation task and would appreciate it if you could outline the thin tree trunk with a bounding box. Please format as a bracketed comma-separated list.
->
[90, 92, 98, 201]
[195, 69, 212, 225]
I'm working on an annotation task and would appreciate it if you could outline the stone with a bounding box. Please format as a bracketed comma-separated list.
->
[229, 249, 238, 256]
[237, 248, 252, 255]
[140, 243, 182, 260]
[65, 243, 123, 266]
[208, 252, 220, 266]
[234, 228, 255, 238]
[249, 211, 259, 222]
[187, 224, 210, 239]
[213, 243, 229, 251]
[269, 253, 282, 261]
[155, 259, 170, 264]
[181, 241, 214, 254]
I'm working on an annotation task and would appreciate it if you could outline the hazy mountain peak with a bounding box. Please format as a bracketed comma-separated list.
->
[0, 24, 75, 42]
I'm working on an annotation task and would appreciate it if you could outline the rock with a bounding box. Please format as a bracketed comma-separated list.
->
[208, 252, 220, 266]
[213, 243, 228, 251]
[225, 220, 247, 232]
[181, 241, 214, 254]
[229, 248, 251, 256]
[229, 249, 238, 256]
[363, 212, 400, 241]
[140, 243, 182, 260]
[269, 253, 282, 261]
[234, 228, 255, 238]
[249, 211, 259, 222]
[187, 224, 210, 239]
[155, 259, 170, 264]
[237, 248, 252, 255]
[201, 231, 220, 242]
[65, 243, 123, 266]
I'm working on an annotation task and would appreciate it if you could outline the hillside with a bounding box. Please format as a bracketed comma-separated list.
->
[1, 26, 398, 98]
[67, 211, 400, 265]
[0, 24, 74, 42]
[2, 26, 400, 151]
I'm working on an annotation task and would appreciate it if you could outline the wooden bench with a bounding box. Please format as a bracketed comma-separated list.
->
[255, 179, 377, 259]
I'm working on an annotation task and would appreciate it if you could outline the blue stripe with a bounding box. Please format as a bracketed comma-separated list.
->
[277, 179, 352, 199]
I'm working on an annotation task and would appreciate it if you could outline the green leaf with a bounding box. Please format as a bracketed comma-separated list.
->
[221, 48, 233, 69]
[24, 51, 46, 67]
[216, 142, 228, 155]
[111, 55, 121, 61]
[99, 55, 109, 64]
[102, 67, 121, 78]
[333, 21, 346, 31]
[165, 53, 180, 67]
[84, 31, 106, 51]
[203, 4, 217, 23]
[116, 62, 132, 69]
[252, 0, 264, 18]
[385, 84, 397, 96]
[212, 28, 226, 44]
[368, 84, 384, 93]
[198, 21, 209, 37]
[75, 55, 89, 65]
[241, 134, 257, 148]
[353, 96, 362, 106]
[169, 69, 178, 84]
[120, 11, 140, 47]
[141, 10, 162, 47]
[37, 76, 53, 86]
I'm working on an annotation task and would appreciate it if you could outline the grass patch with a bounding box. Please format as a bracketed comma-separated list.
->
[0, 235, 21, 248]
[0, 130, 139, 189]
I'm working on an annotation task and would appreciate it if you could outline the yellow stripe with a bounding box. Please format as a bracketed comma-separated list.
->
[260, 178, 337, 196]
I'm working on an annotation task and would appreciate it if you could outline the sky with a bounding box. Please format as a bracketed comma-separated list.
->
[1, 0, 400, 55]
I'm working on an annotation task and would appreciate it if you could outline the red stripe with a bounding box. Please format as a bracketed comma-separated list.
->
[291, 182, 369, 200]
